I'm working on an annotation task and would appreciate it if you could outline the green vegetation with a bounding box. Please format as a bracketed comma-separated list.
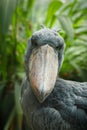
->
[0, 0, 87, 129]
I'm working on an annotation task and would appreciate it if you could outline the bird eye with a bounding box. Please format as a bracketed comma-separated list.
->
[56, 46, 61, 50]
[32, 41, 38, 47]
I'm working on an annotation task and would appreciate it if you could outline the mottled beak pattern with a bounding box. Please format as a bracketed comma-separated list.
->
[29, 44, 58, 103]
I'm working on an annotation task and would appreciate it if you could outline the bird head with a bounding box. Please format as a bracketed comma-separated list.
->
[25, 27, 65, 103]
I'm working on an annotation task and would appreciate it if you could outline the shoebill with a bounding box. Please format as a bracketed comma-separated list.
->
[21, 27, 87, 130]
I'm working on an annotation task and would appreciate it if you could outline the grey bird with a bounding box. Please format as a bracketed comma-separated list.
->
[21, 27, 87, 130]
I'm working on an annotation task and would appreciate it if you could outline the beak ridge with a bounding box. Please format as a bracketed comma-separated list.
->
[29, 44, 58, 103]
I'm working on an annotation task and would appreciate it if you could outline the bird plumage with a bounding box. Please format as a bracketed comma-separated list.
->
[21, 78, 87, 130]
[21, 27, 87, 130]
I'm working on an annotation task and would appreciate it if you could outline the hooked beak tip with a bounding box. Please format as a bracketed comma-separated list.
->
[32, 86, 48, 103]
[37, 92, 49, 103]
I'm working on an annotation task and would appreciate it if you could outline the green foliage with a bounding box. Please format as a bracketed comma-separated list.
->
[45, 0, 87, 81]
[0, 0, 17, 36]
[0, 0, 34, 129]
[45, 0, 62, 27]
[0, 0, 87, 130]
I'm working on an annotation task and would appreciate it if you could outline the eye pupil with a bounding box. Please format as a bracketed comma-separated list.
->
[32, 41, 38, 46]
[56, 46, 61, 50]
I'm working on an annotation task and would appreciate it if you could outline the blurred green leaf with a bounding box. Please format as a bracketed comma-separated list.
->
[58, 15, 74, 40]
[79, 35, 87, 42]
[75, 26, 87, 34]
[0, 0, 17, 36]
[14, 81, 23, 130]
[14, 81, 22, 115]
[4, 108, 15, 130]
[45, 0, 62, 26]
[27, 0, 35, 9]
[0, 83, 5, 99]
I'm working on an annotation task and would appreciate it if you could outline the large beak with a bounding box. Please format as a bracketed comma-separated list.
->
[29, 44, 58, 103]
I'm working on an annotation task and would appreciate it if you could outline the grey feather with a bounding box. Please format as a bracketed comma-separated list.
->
[21, 78, 87, 130]
[21, 27, 87, 130]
